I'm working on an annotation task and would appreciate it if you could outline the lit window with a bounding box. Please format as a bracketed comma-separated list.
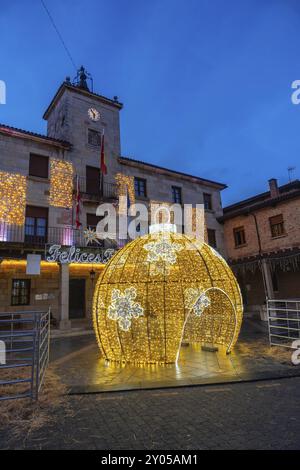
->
[11, 279, 31, 306]
[25, 206, 48, 244]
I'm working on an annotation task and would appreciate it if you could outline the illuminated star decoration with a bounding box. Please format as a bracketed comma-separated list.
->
[144, 235, 183, 275]
[107, 287, 144, 331]
[83, 227, 100, 245]
[185, 288, 211, 316]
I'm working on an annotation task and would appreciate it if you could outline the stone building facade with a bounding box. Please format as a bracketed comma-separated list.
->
[0, 69, 226, 329]
[220, 178, 300, 316]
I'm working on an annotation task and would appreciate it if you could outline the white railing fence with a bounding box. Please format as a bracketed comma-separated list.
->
[267, 299, 300, 348]
[0, 309, 50, 400]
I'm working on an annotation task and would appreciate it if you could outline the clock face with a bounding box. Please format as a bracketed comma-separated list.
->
[88, 107, 100, 122]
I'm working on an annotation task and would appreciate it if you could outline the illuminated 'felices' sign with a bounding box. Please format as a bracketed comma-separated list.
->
[46, 245, 115, 264]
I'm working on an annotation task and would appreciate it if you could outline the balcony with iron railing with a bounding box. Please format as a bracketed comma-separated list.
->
[76, 176, 118, 201]
[0, 222, 118, 249]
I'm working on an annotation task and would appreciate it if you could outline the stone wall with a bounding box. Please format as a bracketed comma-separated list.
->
[224, 197, 300, 260]
[46, 88, 121, 182]
[0, 261, 105, 325]
[0, 261, 60, 317]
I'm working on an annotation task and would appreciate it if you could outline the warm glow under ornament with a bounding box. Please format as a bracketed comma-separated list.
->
[93, 225, 243, 364]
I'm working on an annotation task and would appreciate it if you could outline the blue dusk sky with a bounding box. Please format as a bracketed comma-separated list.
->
[0, 0, 300, 205]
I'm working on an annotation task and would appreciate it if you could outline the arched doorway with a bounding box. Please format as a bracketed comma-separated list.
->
[176, 287, 238, 362]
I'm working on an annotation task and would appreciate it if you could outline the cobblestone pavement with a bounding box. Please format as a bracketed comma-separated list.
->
[50, 320, 296, 393]
[2, 376, 300, 450]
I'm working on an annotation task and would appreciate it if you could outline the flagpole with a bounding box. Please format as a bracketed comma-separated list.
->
[100, 172, 104, 197]
[75, 174, 81, 230]
[100, 129, 105, 197]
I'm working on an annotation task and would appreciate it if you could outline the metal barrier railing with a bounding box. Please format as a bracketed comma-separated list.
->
[0, 223, 105, 247]
[0, 309, 50, 400]
[77, 176, 117, 200]
[267, 299, 300, 348]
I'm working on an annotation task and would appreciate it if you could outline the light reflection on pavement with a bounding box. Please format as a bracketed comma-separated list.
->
[50, 319, 297, 393]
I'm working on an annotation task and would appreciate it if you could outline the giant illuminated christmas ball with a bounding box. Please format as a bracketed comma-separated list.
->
[93, 225, 243, 364]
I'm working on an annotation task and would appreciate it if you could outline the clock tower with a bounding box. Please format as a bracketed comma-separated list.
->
[43, 67, 123, 180]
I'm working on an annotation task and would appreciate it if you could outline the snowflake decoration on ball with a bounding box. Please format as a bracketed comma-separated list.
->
[84, 227, 100, 245]
[144, 236, 183, 275]
[185, 288, 211, 317]
[193, 293, 211, 316]
[107, 287, 144, 331]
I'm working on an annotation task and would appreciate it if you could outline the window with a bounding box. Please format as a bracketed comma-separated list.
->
[207, 228, 217, 248]
[233, 227, 246, 247]
[172, 186, 182, 204]
[269, 214, 285, 238]
[29, 154, 49, 179]
[203, 193, 212, 211]
[25, 206, 48, 244]
[86, 213, 103, 229]
[88, 129, 101, 147]
[86, 166, 101, 195]
[134, 177, 147, 197]
[11, 279, 31, 306]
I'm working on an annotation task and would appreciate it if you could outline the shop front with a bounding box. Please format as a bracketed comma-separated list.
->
[0, 244, 116, 329]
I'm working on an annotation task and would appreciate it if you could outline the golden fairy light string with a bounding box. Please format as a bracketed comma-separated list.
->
[93, 228, 243, 364]
[115, 173, 135, 206]
[0, 171, 27, 225]
[49, 159, 74, 208]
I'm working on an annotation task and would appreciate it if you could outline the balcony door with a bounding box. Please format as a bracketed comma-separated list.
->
[25, 206, 48, 245]
[86, 166, 101, 195]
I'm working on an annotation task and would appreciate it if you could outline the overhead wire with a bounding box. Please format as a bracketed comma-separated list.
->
[40, 0, 77, 71]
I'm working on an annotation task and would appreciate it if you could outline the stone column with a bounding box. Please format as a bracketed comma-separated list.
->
[261, 258, 274, 300]
[59, 263, 71, 330]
